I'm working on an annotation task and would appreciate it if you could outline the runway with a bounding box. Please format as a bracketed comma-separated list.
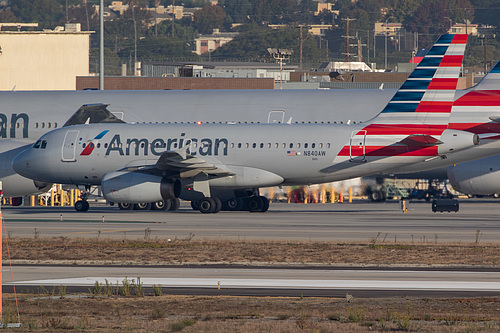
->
[5, 265, 500, 297]
[3, 199, 500, 297]
[2, 199, 500, 243]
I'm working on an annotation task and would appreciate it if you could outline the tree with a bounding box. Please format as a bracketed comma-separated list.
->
[118, 36, 200, 61]
[10, 0, 64, 29]
[470, 0, 500, 27]
[211, 26, 327, 63]
[194, 5, 226, 34]
[0, 9, 18, 23]
[147, 20, 199, 42]
[388, 0, 423, 24]
[406, 0, 450, 47]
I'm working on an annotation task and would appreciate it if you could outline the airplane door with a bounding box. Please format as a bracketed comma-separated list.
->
[268, 110, 285, 123]
[349, 130, 367, 163]
[61, 130, 79, 162]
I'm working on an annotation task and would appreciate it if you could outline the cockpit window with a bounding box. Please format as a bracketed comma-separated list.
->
[40, 140, 47, 149]
[33, 140, 41, 149]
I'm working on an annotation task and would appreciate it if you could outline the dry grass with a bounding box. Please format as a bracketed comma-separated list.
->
[2, 294, 500, 332]
[3, 237, 500, 332]
[5, 237, 500, 267]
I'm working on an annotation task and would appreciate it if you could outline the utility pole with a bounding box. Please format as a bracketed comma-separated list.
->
[171, 0, 175, 38]
[299, 25, 303, 71]
[342, 17, 356, 62]
[99, 0, 104, 90]
[479, 34, 488, 74]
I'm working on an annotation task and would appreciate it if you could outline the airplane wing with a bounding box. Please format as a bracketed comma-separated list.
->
[155, 146, 235, 178]
[120, 146, 235, 179]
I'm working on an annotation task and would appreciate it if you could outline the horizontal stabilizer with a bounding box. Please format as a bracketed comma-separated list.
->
[399, 134, 442, 146]
[63, 104, 126, 127]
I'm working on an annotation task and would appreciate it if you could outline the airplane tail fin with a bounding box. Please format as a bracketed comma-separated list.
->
[448, 59, 500, 138]
[470, 59, 500, 91]
[367, 33, 467, 131]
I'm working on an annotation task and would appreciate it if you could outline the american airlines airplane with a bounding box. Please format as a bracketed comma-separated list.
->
[14, 34, 500, 213]
[0, 88, 396, 200]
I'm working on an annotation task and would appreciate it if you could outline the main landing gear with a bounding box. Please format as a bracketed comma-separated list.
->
[192, 196, 269, 213]
[74, 186, 91, 212]
[117, 199, 180, 211]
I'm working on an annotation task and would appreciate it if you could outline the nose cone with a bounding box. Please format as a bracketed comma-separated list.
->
[12, 148, 37, 180]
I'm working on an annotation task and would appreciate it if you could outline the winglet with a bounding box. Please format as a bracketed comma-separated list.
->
[63, 104, 126, 127]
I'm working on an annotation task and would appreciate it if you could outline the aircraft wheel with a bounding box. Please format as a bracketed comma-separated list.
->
[151, 200, 167, 211]
[118, 202, 134, 210]
[224, 198, 243, 211]
[199, 197, 216, 214]
[213, 197, 222, 213]
[190, 200, 200, 210]
[169, 198, 180, 211]
[370, 190, 382, 202]
[11, 197, 23, 206]
[134, 203, 152, 210]
[259, 196, 270, 212]
[248, 196, 264, 212]
[75, 200, 89, 212]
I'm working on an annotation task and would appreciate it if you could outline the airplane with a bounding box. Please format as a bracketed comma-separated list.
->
[0, 87, 397, 201]
[15, 34, 500, 213]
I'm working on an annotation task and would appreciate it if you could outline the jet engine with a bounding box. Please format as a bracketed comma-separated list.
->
[101, 171, 181, 203]
[438, 129, 479, 155]
[448, 155, 500, 195]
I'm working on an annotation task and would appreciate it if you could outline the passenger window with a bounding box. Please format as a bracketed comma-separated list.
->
[245, 143, 249, 148]
[319, 143, 323, 148]
[260, 143, 263, 148]
[274, 143, 278, 148]
[230, 143, 234, 148]
[238, 143, 242, 148]
[105, 143, 108, 148]
[82, 143, 86, 148]
[252, 143, 256, 148]
[327, 143, 331, 148]
[282, 143, 286, 148]
[97, 143, 101, 148]
[289, 143, 293, 148]
[297, 143, 300, 148]
[33, 140, 41, 149]
[267, 143, 271, 148]
[54, 123, 58, 128]
[312, 143, 316, 148]
[305, 143, 308, 148]
[41, 123, 45, 128]
[47, 123, 51, 128]
[35, 123, 39, 129]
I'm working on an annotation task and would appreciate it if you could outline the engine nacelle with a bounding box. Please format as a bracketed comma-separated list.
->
[438, 129, 479, 155]
[102, 171, 180, 203]
[448, 155, 500, 195]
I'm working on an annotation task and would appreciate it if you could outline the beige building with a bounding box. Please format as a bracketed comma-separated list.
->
[194, 30, 238, 55]
[448, 23, 478, 36]
[374, 22, 403, 36]
[0, 24, 92, 90]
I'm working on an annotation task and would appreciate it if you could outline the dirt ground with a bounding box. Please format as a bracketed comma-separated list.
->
[3, 237, 500, 332]
[5, 237, 500, 267]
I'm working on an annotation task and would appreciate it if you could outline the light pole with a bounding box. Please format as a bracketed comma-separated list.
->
[384, 18, 388, 70]
[268, 48, 293, 90]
